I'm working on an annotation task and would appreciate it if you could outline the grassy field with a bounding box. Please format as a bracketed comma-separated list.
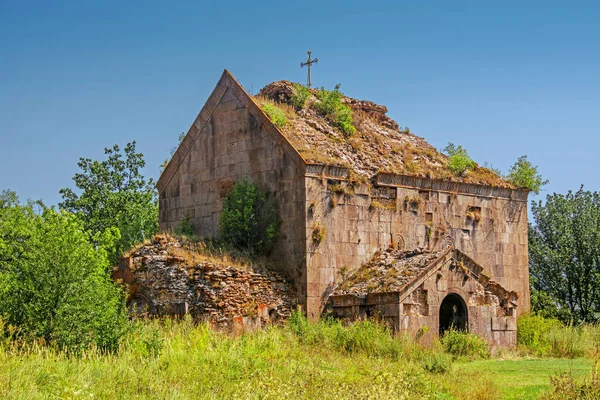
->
[0, 315, 596, 399]
[450, 358, 591, 399]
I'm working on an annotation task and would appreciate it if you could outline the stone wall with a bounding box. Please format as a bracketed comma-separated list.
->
[157, 72, 307, 304]
[113, 236, 295, 331]
[328, 250, 517, 348]
[305, 172, 529, 319]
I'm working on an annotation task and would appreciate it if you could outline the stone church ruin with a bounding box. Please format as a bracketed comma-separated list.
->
[152, 70, 529, 347]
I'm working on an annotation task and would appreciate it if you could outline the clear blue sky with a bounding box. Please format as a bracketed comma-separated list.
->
[1, 0, 598, 207]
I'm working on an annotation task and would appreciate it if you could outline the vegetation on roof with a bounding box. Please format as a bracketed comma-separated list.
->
[505, 155, 548, 194]
[255, 81, 545, 190]
[313, 84, 356, 136]
[260, 101, 288, 128]
[290, 83, 311, 109]
[443, 143, 476, 177]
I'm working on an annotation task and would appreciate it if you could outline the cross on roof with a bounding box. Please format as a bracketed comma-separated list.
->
[300, 50, 318, 88]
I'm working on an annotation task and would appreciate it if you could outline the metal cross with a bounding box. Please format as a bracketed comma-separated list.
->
[300, 50, 318, 88]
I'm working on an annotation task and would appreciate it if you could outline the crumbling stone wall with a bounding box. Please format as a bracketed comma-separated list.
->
[113, 236, 295, 331]
[157, 72, 307, 304]
[305, 170, 529, 319]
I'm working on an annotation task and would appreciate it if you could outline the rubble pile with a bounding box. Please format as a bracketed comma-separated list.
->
[113, 235, 295, 329]
[334, 248, 445, 296]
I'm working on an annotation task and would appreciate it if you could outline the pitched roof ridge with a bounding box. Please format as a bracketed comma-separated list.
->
[156, 70, 306, 194]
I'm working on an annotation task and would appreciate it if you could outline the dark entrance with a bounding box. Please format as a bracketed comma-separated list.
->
[439, 293, 468, 335]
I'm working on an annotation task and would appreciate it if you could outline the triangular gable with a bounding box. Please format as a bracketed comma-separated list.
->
[330, 247, 517, 306]
[156, 69, 307, 194]
[396, 248, 518, 304]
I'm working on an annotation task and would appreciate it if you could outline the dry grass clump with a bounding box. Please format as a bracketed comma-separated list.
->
[311, 222, 327, 243]
[128, 233, 267, 271]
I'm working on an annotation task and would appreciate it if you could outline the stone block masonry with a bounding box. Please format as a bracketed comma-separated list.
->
[113, 236, 295, 330]
[155, 70, 530, 345]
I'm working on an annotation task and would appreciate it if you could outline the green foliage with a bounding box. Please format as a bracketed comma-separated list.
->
[219, 179, 279, 255]
[443, 142, 475, 176]
[174, 215, 195, 237]
[505, 155, 548, 194]
[419, 350, 453, 373]
[59, 141, 158, 266]
[0, 191, 128, 352]
[3, 313, 600, 398]
[530, 187, 600, 323]
[261, 102, 288, 128]
[0, 316, 437, 398]
[546, 366, 600, 400]
[517, 314, 564, 355]
[441, 329, 489, 360]
[289, 311, 453, 374]
[314, 84, 356, 136]
[531, 288, 573, 321]
[517, 314, 594, 358]
[290, 83, 312, 109]
[289, 311, 409, 360]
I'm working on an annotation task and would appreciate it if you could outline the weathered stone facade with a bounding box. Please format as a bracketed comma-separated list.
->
[156, 70, 530, 345]
[328, 248, 518, 348]
[304, 172, 529, 321]
[157, 71, 308, 302]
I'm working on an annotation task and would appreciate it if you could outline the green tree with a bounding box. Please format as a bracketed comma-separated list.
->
[59, 141, 158, 265]
[0, 191, 127, 352]
[443, 143, 475, 177]
[529, 187, 600, 323]
[505, 155, 548, 194]
[219, 180, 279, 255]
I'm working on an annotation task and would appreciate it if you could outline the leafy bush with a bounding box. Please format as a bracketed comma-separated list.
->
[0, 191, 128, 352]
[441, 329, 489, 360]
[290, 83, 312, 109]
[219, 179, 279, 255]
[313, 84, 356, 136]
[517, 313, 563, 353]
[443, 143, 475, 177]
[505, 155, 548, 194]
[261, 102, 288, 128]
[517, 314, 590, 358]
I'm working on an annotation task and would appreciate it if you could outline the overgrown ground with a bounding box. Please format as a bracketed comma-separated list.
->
[449, 359, 590, 399]
[0, 314, 597, 399]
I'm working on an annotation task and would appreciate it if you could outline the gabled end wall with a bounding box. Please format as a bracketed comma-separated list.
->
[157, 70, 308, 305]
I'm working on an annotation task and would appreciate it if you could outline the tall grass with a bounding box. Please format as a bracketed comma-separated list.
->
[3, 313, 599, 399]
[518, 314, 600, 358]
[0, 314, 444, 399]
[441, 328, 490, 360]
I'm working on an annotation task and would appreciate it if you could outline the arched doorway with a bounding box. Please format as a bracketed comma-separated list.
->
[439, 293, 468, 335]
